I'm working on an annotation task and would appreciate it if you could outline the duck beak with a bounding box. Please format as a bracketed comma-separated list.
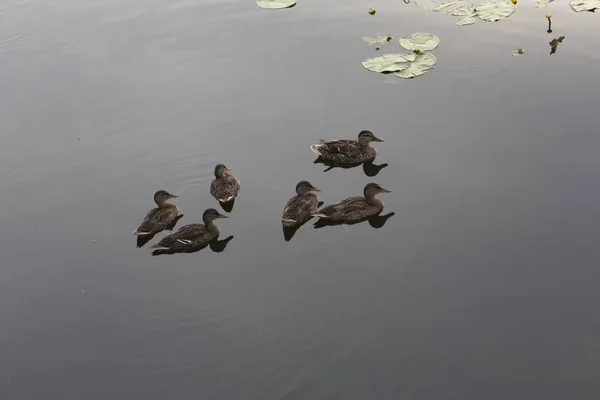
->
[311, 186, 321, 192]
[218, 213, 228, 219]
[225, 167, 231, 171]
[372, 136, 384, 142]
[169, 194, 178, 199]
[380, 188, 391, 193]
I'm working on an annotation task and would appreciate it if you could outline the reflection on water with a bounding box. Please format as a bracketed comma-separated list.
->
[313, 156, 388, 177]
[151, 235, 234, 256]
[218, 198, 235, 213]
[314, 211, 395, 229]
[136, 214, 184, 248]
[549, 36, 566, 55]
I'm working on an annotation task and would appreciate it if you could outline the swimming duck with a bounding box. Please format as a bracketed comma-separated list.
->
[210, 164, 240, 204]
[150, 208, 227, 254]
[281, 181, 321, 227]
[312, 182, 390, 223]
[310, 130, 384, 164]
[134, 190, 180, 236]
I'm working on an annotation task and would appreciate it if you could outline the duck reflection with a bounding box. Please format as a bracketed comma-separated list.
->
[209, 235, 234, 253]
[549, 36, 565, 55]
[314, 212, 395, 229]
[218, 198, 235, 213]
[313, 156, 388, 177]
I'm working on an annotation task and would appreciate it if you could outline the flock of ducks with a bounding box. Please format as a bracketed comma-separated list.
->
[134, 130, 392, 255]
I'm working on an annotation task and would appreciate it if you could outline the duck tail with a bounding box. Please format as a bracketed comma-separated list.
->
[310, 144, 323, 154]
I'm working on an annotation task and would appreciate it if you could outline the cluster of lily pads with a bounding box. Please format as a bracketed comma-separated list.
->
[430, 0, 516, 26]
[417, 0, 597, 26]
[256, 0, 596, 80]
[361, 32, 440, 79]
[256, 0, 599, 12]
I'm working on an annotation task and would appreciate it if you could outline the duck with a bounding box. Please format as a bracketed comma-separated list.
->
[312, 182, 391, 223]
[134, 190, 180, 236]
[210, 164, 240, 204]
[310, 130, 384, 164]
[150, 208, 227, 254]
[281, 181, 321, 227]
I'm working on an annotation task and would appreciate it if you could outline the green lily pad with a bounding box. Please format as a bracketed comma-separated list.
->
[362, 52, 437, 79]
[570, 0, 600, 11]
[399, 32, 440, 51]
[363, 34, 393, 45]
[476, 0, 516, 22]
[256, 0, 296, 9]
[433, 1, 477, 25]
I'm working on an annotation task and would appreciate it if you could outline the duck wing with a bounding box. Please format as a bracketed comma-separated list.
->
[313, 139, 359, 155]
[211, 175, 241, 202]
[282, 195, 319, 226]
[151, 223, 207, 250]
[313, 196, 365, 219]
[135, 207, 178, 236]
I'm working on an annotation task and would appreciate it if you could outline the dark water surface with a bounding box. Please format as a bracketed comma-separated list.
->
[2, 0, 600, 398]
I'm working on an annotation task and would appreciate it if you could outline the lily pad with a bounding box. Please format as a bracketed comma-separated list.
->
[457, 15, 477, 25]
[362, 52, 437, 79]
[256, 0, 296, 9]
[476, 0, 516, 22]
[536, 0, 554, 7]
[363, 34, 393, 45]
[570, 0, 600, 11]
[399, 32, 440, 51]
[433, 1, 477, 25]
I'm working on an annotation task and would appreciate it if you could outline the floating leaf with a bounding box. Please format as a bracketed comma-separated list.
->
[511, 48, 526, 56]
[363, 34, 393, 45]
[570, 0, 600, 11]
[476, 0, 516, 22]
[399, 32, 440, 51]
[433, 1, 477, 25]
[369, 8, 377, 15]
[395, 53, 437, 79]
[362, 52, 437, 79]
[536, 0, 554, 7]
[457, 15, 477, 25]
[256, 0, 296, 9]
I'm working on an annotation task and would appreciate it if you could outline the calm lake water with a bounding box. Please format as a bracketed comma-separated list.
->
[2, 0, 600, 398]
